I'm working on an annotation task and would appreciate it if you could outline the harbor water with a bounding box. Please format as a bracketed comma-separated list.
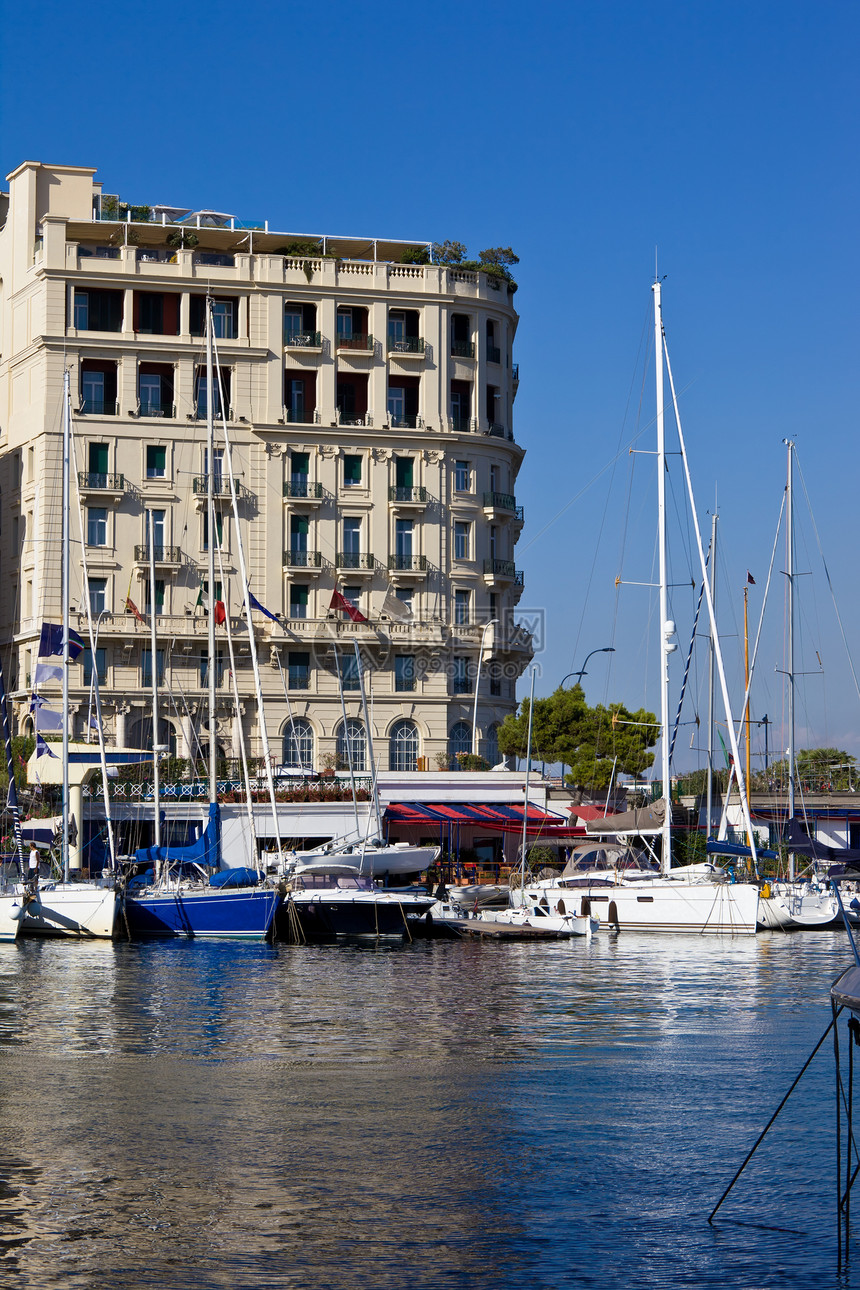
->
[0, 931, 858, 1288]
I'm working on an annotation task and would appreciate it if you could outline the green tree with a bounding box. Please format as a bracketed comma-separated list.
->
[432, 239, 468, 265]
[496, 684, 658, 790]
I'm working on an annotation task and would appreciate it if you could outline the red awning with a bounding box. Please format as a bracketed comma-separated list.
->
[384, 801, 575, 835]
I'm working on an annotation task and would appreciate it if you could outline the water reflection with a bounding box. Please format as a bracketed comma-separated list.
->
[0, 934, 855, 1287]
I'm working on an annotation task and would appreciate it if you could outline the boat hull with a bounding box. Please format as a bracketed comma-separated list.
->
[19, 884, 118, 939]
[282, 892, 432, 941]
[0, 892, 26, 942]
[124, 887, 280, 940]
[514, 878, 759, 935]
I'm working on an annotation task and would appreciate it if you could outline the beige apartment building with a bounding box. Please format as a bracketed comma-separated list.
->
[0, 161, 532, 773]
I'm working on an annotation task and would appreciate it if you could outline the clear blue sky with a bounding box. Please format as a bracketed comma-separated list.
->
[2, 0, 857, 772]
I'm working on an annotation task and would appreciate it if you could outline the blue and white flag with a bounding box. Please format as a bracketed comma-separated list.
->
[248, 590, 280, 623]
[35, 707, 63, 733]
[34, 662, 64, 685]
[35, 733, 58, 759]
[29, 693, 47, 712]
[38, 623, 84, 661]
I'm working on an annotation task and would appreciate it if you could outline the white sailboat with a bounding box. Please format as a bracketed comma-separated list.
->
[18, 372, 119, 938]
[511, 282, 760, 934]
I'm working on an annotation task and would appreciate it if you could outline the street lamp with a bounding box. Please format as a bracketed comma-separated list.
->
[472, 618, 498, 757]
[560, 647, 615, 690]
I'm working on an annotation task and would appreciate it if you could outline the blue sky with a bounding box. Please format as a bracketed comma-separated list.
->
[2, 0, 857, 771]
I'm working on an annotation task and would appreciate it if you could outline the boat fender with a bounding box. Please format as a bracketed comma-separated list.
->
[761, 882, 771, 899]
[11, 902, 27, 921]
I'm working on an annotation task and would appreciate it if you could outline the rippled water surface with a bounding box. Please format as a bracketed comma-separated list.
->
[0, 931, 858, 1288]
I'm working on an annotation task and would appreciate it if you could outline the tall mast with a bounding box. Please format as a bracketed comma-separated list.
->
[62, 370, 71, 883]
[785, 438, 795, 823]
[148, 509, 162, 858]
[706, 512, 718, 836]
[653, 281, 673, 873]
[206, 302, 217, 801]
[519, 667, 536, 884]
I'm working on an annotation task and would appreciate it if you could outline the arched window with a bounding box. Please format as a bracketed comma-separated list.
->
[128, 716, 177, 756]
[337, 718, 366, 772]
[282, 718, 313, 770]
[449, 720, 472, 760]
[390, 719, 419, 772]
[485, 722, 500, 766]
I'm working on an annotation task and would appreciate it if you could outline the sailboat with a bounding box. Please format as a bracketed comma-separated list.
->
[17, 372, 120, 939]
[122, 300, 280, 940]
[0, 651, 33, 940]
[511, 282, 760, 934]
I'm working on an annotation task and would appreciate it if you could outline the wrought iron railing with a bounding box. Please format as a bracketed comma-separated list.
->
[388, 336, 425, 355]
[483, 558, 516, 578]
[387, 554, 428, 571]
[134, 545, 182, 564]
[282, 550, 322, 568]
[451, 340, 475, 358]
[78, 472, 125, 491]
[388, 486, 427, 503]
[336, 333, 373, 351]
[283, 480, 323, 499]
[284, 329, 321, 347]
[336, 552, 374, 570]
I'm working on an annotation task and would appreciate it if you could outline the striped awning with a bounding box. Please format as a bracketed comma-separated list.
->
[384, 801, 571, 834]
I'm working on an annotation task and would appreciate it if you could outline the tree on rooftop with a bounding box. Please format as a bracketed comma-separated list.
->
[432, 240, 468, 265]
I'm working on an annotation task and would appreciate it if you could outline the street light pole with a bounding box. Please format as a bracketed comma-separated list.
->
[472, 618, 498, 757]
[560, 647, 615, 690]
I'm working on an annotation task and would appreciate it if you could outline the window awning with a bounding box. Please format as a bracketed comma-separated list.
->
[384, 801, 572, 835]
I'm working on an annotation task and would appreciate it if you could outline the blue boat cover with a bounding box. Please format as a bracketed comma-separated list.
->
[133, 802, 221, 871]
[208, 867, 264, 888]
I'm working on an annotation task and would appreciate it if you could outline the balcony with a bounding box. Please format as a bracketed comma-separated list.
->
[134, 545, 182, 567]
[451, 340, 475, 359]
[512, 362, 519, 383]
[388, 336, 425, 357]
[336, 552, 375, 575]
[192, 476, 252, 502]
[483, 558, 517, 582]
[388, 486, 428, 506]
[486, 422, 512, 440]
[387, 554, 428, 574]
[78, 399, 119, 416]
[77, 472, 126, 501]
[451, 415, 474, 434]
[388, 414, 419, 430]
[337, 411, 369, 428]
[283, 480, 323, 502]
[283, 408, 319, 424]
[284, 329, 322, 350]
[282, 550, 323, 572]
[138, 401, 176, 419]
[487, 345, 501, 364]
[193, 252, 235, 268]
[336, 333, 373, 353]
[482, 491, 524, 522]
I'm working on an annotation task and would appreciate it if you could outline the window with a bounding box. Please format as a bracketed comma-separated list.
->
[138, 293, 163, 334]
[342, 518, 361, 556]
[286, 378, 305, 423]
[490, 525, 498, 559]
[454, 521, 470, 560]
[453, 656, 472, 694]
[387, 386, 404, 422]
[142, 648, 165, 688]
[284, 306, 302, 338]
[88, 578, 107, 616]
[454, 460, 470, 491]
[395, 457, 414, 489]
[283, 717, 314, 769]
[337, 718, 366, 772]
[87, 507, 107, 547]
[449, 720, 472, 760]
[81, 369, 104, 413]
[395, 587, 414, 615]
[288, 651, 310, 690]
[291, 451, 309, 484]
[395, 519, 413, 562]
[340, 653, 360, 691]
[454, 589, 471, 625]
[146, 445, 166, 478]
[486, 722, 501, 766]
[395, 655, 415, 693]
[89, 443, 109, 476]
[343, 455, 362, 487]
[202, 510, 224, 552]
[199, 648, 224, 687]
[336, 307, 354, 341]
[73, 289, 122, 332]
[195, 369, 231, 419]
[342, 586, 362, 610]
[139, 364, 174, 417]
[486, 319, 501, 364]
[144, 579, 165, 616]
[489, 664, 501, 698]
[289, 584, 309, 619]
[211, 299, 235, 339]
[290, 514, 309, 554]
[451, 381, 471, 431]
[82, 647, 107, 687]
[451, 313, 473, 356]
[389, 719, 419, 772]
[140, 375, 163, 417]
[148, 510, 166, 551]
[203, 447, 224, 490]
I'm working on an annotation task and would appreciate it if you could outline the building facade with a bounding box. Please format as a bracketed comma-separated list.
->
[0, 161, 532, 772]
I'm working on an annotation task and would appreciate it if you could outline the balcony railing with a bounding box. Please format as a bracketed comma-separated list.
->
[192, 476, 251, 500]
[388, 554, 428, 571]
[483, 492, 523, 520]
[388, 486, 427, 503]
[283, 480, 323, 500]
[483, 558, 516, 579]
[486, 422, 509, 439]
[451, 415, 473, 434]
[337, 412, 367, 427]
[134, 545, 182, 564]
[451, 339, 475, 359]
[388, 414, 418, 429]
[78, 245, 121, 260]
[138, 400, 175, 419]
[194, 404, 232, 420]
[388, 336, 425, 355]
[284, 407, 318, 424]
[288, 671, 310, 690]
[78, 399, 119, 416]
[78, 472, 126, 492]
[284, 330, 321, 348]
[336, 552, 374, 570]
[512, 362, 519, 382]
[336, 333, 373, 352]
[487, 344, 501, 364]
[283, 550, 322, 568]
[452, 677, 473, 695]
[193, 252, 235, 267]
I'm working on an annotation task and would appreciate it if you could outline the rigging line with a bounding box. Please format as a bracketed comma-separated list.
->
[669, 554, 709, 767]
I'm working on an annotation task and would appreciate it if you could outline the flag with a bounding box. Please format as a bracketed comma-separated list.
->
[248, 590, 280, 623]
[214, 601, 227, 626]
[381, 588, 412, 621]
[195, 583, 207, 611]
[126, 597, 146, 626]
[35, 733, 58, 759]
[29, 693, 47, 712]
[89, 715, 100, 730]
[35, 707, 63, 733]
[747, 571, 756, 585]
[330, 588, 368, 624]
[34, 662, 64, 685]
[38, 622, 83, 660]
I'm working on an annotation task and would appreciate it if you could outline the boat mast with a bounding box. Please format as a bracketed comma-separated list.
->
[706, 513, 717, 836]
[653, 281, 673, 874]
[355, 642, 383, 839]
[206, 302, 217, 803]
[62, 370, 71, 883]
[519, 667, 536, 884]
[785, 437, 796, 878]
[147, 509, 162, 863]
